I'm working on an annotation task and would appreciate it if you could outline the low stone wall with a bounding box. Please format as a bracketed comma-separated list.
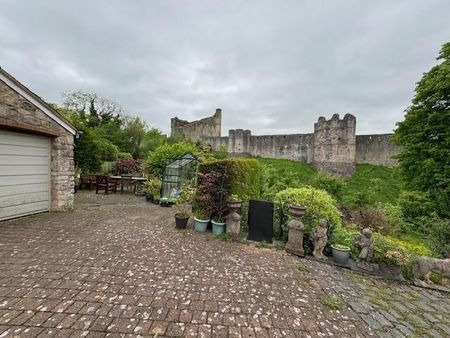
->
[356, 134, 400, 167]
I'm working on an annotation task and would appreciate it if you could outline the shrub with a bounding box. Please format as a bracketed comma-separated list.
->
[196, 170, 231, 222]
[377, 202, 405, 235]
[312, 173, 346, 203]
[372, 233, 433, 271]
[95, 138, 120, 161]
[74, 128, 102, 173]
[197, 158, 264, 227]
[331, 224, 433, 278]
[145, 177, 162, 200]
[198, 158, 264, 200]
[145, 142, 199, 177]
[114, 158, 144, 175]
[118, 152, 133, 160]
[417, 212, 450, 257]
[274, 187, 342, 228]
[351, 207, 388, 234]
[330, 225, 360, 258]
[212, 145, 229, 159]
[398, 190, 434, 220]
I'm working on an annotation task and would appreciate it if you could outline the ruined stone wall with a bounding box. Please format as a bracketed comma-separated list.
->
[356, 134, 400, 167]
[312, 114, 356, 177]
[0, 79, 75, 211]
[171, 108, 221, 142]
[173, 110, 400, 176]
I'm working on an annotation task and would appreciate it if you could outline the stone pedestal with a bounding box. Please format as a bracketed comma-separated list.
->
[285, 205, 307, 257]
[226, 200, 242, 237]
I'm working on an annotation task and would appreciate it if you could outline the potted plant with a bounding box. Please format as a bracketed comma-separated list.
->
[227, 194, 242, 209]
[145, 177, 162, 205]
[331, 244, 351, 265]
[174, 186, 194, 229]
[212, 216, 226, 235]
[193, 209, 210, 232]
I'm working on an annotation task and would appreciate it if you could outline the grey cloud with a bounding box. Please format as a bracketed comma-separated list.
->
[1, 0, 449, 135]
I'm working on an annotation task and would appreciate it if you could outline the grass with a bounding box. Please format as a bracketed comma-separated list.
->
[297, 261, 309, 272]
[255, 157, 402, 208]
[218, 233, 233, 242]
[342, 164, 402, 208]
[320, 295, 345, 310]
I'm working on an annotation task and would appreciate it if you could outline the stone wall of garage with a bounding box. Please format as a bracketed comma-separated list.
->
[0, 79, 75, 211]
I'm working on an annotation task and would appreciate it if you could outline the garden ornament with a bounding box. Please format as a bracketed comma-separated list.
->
[285, 205, 307, 257]
[412, 257, 450, 285]
[353, 228, 374, 261]
[311, 218, 328, 260]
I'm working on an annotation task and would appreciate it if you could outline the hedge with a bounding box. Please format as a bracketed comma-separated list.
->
[198, 158, 264, 200]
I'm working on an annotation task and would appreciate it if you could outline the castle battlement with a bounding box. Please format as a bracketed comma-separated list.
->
[170, 110, 400, 177]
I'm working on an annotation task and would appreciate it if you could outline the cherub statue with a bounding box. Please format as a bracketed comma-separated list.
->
[353, 228, 374, 261]
[311, 218, 328, 260]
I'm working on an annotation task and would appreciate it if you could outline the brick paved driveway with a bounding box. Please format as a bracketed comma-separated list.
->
[0, 192, 448, 337]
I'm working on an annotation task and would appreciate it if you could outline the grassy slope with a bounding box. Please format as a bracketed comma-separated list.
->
[255, 157, 402, 207]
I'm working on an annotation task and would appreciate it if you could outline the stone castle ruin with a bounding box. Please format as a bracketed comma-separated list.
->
[170, 109, 400, 176]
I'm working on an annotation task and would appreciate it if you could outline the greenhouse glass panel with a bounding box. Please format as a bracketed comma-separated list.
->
[162, 153, 198, 201]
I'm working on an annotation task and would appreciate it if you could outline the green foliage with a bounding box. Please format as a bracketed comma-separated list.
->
[372, 233, 433, 268]
[198, 158, 264, 200]
[330, 225, 360, 258]
[146, 142, 199, 177]
[95, 137, 120, 161]
[256, 157, 316, 200]
[212, 145, 229, 159]
[398, 191, 434, 220]
[145, 177, 162, 200]
[416, 212, 450, 257]
[118, 152, 133, 160]
[393, 42, 450, 218]
[256, 158, 402, 208]
[73, 127, 102, 173]
[274, 187, 342, 227]
[312, 173, 346, 203]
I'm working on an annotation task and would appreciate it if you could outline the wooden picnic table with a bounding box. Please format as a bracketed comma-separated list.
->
[110, 175, 147, 193]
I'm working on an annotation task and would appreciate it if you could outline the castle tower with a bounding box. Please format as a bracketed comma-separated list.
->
[170, 108, 222, 142]
[313, 113, 356, 177]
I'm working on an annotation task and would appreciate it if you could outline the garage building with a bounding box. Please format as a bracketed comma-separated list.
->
[0, 67, 76, 221]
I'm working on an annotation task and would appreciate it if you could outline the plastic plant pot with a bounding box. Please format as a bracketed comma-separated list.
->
[175, 214, 189, 229]
[212, 220, 226, 236]
[194, 217, 209, 232]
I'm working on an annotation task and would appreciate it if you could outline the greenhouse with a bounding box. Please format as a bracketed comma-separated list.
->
[161, 153, 198, 202]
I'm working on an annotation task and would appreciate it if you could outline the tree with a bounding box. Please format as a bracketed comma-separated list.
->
[393, 42, 450, 217]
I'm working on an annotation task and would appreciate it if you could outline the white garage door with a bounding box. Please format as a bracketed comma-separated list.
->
[0, 130, 51, 221]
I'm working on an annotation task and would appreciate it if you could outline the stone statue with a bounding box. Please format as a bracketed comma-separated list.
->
[353, 228, 374, 261]
[311, 218, 328, 260]
[285, 205, 307, 257]
[226, 199, 242, 237]
[412, 257, 450, 285]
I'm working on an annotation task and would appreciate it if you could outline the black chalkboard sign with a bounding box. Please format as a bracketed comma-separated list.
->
[247, 200, 274, 243]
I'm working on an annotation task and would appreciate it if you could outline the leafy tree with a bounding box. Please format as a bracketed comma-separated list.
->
[393, 42, 450, 217]
[74, 126, 102, 173]
[145, 142, 199, 177]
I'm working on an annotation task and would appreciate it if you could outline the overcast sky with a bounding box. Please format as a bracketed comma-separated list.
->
[1, 1, 449, 135]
